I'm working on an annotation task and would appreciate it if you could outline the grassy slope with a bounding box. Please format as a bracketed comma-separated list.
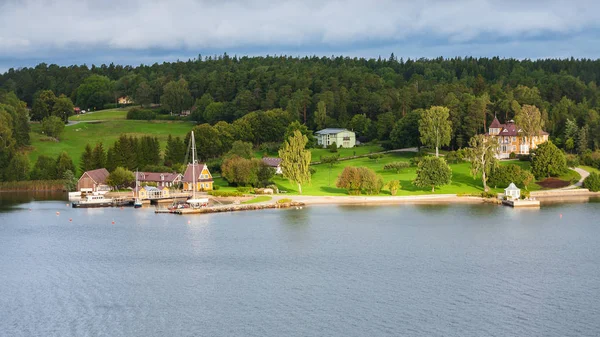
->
[68, 108, 128, 121]
[242, 196, 272, 204]
[254, 144, 384, 161]
[29, 120, 193, 168]
[580, 165, 600, 175]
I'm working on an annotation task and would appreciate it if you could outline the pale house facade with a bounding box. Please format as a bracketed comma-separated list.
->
[315, 128, 356, 148]
[487, 117, 549, 159]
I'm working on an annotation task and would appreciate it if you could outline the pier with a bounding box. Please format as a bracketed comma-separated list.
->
[155, 201, 305, 215]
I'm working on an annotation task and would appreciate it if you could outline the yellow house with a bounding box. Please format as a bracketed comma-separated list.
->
[182, 163, 213, 191]
[136, 186, 170, 200]
[118, 96, 133, 105]
[487, 117, 549, 159]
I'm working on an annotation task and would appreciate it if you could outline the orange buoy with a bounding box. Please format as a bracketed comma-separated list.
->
[69, 218, 72, 222]
[66, 203, 69, 206]
[188, 220, 191, 224]
[560, 213, 563, 219]
[112, 221, 115, 224]
[56, 211, 60, 215]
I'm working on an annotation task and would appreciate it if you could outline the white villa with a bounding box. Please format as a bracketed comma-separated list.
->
[315, 128, 356, 148]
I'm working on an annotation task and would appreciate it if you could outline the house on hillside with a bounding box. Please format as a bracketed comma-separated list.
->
[182, 163, 214, 191]
[77, 168, 111, 192]
[118, 96, 133, 105]
[315, 128, 356, 148]
[74, 107, 81, 114]
[486, 117, 549, 159]
[262, 157, 283, 174]
[135, 172, 182, 188]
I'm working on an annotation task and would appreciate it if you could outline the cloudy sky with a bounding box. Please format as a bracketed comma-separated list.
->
[0, 0, 599, 72]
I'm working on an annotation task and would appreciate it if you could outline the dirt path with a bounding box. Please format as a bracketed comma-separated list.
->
[563, 167, 590, 189]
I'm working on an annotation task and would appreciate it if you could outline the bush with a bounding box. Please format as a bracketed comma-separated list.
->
[445, 150, 464, 164]
[565, 154, 580, 168]
[309, 167, 317, 175]
[383, 162, 410, 173]
[517, 154, 531, 161]
[531, 141, 568, 179]
[266, 184, 279, 193]
[580, 151, 600, 169]
[509, 152, 517, 159]
[488, 164, 534, 190]
[126, 107, 156, 120]
[386, 180, 401, 195]
[236, 186, 253, 193]
[208, 190, 244, 197]
[368, 153, 384, 162]
[481, 191, 497, 198]
[259, 142, 281, 155]
[212, 184, 220, 190]
[103, 103, 118, 109]
[328, 142, 338, 152]
[520, 190, 531, 199]
[583, 172, 600, 192]
[336, 166, 384, 195]
[410, 156, 423, 167]
[41, 116, 65, 139]
[155, 114, 184, 121]
[277, 198, 292, 204]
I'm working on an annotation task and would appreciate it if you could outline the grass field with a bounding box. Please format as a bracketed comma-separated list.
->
[28, 120, 194, 168]
[242, 196, 272, 204]
[68, 108, 129, 121]
[254, 144, 384, 162]
[580, 165, 600, 175]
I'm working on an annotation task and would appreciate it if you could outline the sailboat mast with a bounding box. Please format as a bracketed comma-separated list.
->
[191, 131, 196, 199]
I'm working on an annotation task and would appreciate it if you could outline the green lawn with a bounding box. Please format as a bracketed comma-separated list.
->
[580, 165, 600, 175]
[68, 108, 129, 121]
[29, 120, 194, 169]
[242, 196, 272, 204]
[254, 144, 384, 161]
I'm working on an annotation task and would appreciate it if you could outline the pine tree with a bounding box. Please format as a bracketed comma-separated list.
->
[91, 143, 107, 169]
[80, 144, 93, 173]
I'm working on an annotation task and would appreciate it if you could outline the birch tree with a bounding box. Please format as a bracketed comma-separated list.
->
[466, 134, 499, 192]
[419, 106, 452, 157]
[514, 104, 544, 151]
[279, 130, 311, 194]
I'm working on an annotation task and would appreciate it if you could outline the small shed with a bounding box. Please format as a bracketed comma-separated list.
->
[504, 183, 521, 200]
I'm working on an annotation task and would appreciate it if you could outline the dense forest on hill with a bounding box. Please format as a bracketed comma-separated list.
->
[3, 55, 600, 184]
[2, 55, 600, 150]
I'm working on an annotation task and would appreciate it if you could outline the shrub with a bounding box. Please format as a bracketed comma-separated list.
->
[520, 190, 531, 199]
[266, 184, 279, 193]
[328, 142, 338, 152]
[386, 180, 401, 195]
[259, 142, 281, 154]
[488, 164, 535, 190]
[103, 103, 118, 109]
[236, 186, 253, 193]
[509, 152, 517, 159]
[410, 156, 423, 167]
[208, 190, 244, 197]
[212, 184, 220, 190]
[531, 141, 568, 179]
[277, 198, 292, 204]
[481, 191, 497, 198]
[445, 150, 464, 164]
[383, 162, 410, 173]
[368, 153, 384, 163]
[517, 154, 531, 161]
[309, 167, 317, 175]
[126, 107, 156, 120]
[336, 166, 384, 195]
[580, 151, 600, 169]
[41, 116, 65, 139]
[565, 154, 580, 168]
[583, 172, 600, 192]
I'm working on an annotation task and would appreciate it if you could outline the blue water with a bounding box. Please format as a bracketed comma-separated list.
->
[1, 197, 599, 336]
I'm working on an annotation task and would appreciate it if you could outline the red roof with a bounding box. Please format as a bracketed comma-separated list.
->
[489, 117, 502, 129]
[182, 163, 213, 182]
[136, 171, 181, 183]
[81, 168, 109, 184]
[490, 119, 549, 136]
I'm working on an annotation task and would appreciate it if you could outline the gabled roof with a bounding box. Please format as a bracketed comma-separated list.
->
[489, 117, 502, 129]
[505, 182, 520, 191]
[136, 171, 181, 182]
[81, 168, 109, 184]
[262, 157, 282, 167]
[182, 163, 213, 182]
[315, 128, 352, 135]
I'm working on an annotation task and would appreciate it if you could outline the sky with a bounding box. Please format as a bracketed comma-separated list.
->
[1, 0, 599, 73]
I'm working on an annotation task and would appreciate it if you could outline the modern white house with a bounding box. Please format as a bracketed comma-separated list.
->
[315, 128, 356, 148]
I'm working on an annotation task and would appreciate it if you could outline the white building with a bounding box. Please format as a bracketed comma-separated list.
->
[504, 183, 521, 200]
[315, 128, 356, 148]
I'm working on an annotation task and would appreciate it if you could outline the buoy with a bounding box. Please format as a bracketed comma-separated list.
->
[120, 207, 124, 210]
[66, 203, 69, 206]
[560, 213, 563, 219]
[188, 220, 191, 224]
[69, 218, 72, 222]
[111, 221, 115, 224]
[56, 211, 60, 215]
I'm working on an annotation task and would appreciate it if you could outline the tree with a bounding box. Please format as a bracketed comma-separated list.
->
[56, 152, 75, 176]
[80, 144, 94, 173]
[191, 93, 214, 122]
[419, 106, 452, 157]
[466, 134, 499, 192]
[390, 109, 421, 149]
[31, 90, 56, 121]
[52, 94, 74, 123]
[383, 162, 410, 173]
[160, 78, 192, 115]
[164, 135, 186, 166]
[321, 154, 340, 186]
[278, 130, 311, 194]
[226, 140, 254, 159]
[107, 167, 135, 189]
[62, 169, 77, 191]
[134, 82, 153, 107]
[368, 153, 384, 163]
[413, 156, 452, 192]
[203, 102, 225, 124]
[583, 172, 600, 192]
[350, 114, 371, 136]
[386, 180, 401, 195]
[40, 116, 65, 139]
[76, 75, 113, 110]
[91, 143, 107, 169]
[314, 100, 327, 130]
[5, 153, 30, 181]
[578, 125, 589, 154]
[376, 111, 396, 140]
[336, 166, 362, 195]
[30, 155, 57, 180]
[256, 161, 275, 187]
[514, 104, 544, 151]
[531, 141, 567, 179]
[488, 164, 535, 190]
[220, 156, 258, 186]
[284, 121, 315, 148]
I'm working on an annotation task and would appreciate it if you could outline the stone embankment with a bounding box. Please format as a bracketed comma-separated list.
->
[174, 201, 305, 214]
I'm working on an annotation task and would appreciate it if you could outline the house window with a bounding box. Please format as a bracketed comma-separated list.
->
[513, 145, 516, 152]
[512, 137, 516, 142]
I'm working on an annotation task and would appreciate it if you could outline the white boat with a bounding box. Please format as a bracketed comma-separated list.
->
[187, 131, 209, 209]
[187, 198, 209, 208]
[134, 198, 143, 208]
[72, 194, 113, 208]
[134, 170, 143, 208]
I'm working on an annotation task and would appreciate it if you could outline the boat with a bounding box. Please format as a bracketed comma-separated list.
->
[134, 169, 143, 208]
[186, 131, 209, 209]
[134, 198, 143, 208]
[72, 194, 113, 208]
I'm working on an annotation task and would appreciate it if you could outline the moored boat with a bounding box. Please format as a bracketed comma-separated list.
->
[72, 194, 114, 208]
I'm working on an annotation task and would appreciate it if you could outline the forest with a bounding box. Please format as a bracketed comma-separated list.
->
[2, 55, 600, 184]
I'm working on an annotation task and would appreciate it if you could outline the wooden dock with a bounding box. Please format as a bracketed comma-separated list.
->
[502, 199, 540, 208]
[155, 201, 305, 215]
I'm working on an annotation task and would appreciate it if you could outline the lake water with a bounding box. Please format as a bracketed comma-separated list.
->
[1, 193, 600, 337]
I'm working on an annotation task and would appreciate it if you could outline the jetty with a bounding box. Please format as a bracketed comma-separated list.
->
[155, 201, 305, 215]
[502, 199, 540, 208]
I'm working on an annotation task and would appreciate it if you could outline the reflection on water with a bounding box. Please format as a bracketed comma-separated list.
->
[0, 191, 67, 212]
